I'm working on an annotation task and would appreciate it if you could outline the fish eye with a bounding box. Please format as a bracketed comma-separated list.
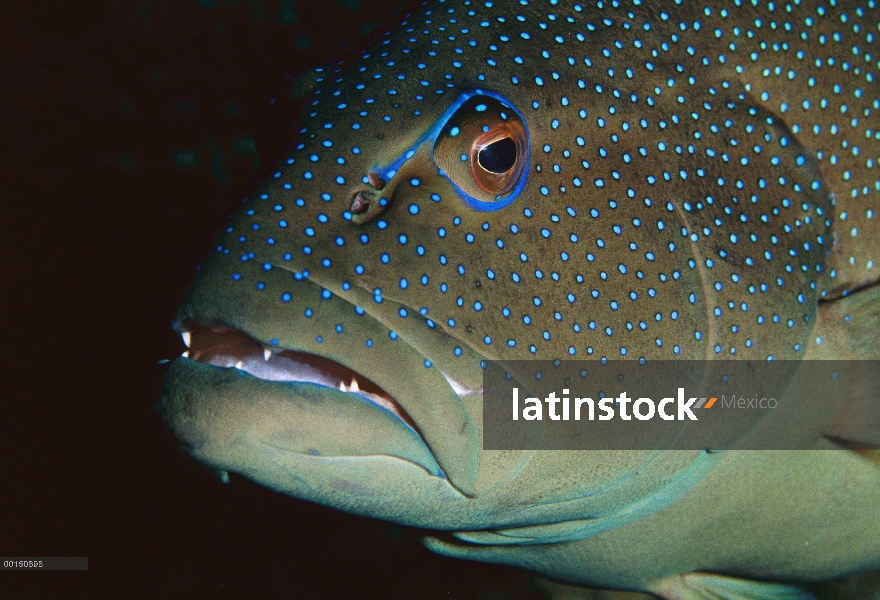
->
[432, 94, 529, 210]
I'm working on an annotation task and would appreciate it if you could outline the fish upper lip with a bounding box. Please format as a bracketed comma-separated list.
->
[174, 318, 424, 435]
[279, 263, 487, 395]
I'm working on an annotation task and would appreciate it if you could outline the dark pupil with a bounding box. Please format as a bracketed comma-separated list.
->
[477, 137, 517, 174]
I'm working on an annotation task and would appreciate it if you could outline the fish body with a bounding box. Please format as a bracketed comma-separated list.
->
[159, 0, 880, 597]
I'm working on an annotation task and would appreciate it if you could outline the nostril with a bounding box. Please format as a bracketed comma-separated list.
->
[349, 188, 390, 225]
[350, 191, 371, 214]
[367, 172, 386, 190]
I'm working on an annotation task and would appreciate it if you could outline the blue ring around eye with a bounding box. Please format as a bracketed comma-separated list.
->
[373, 89, 530, 212]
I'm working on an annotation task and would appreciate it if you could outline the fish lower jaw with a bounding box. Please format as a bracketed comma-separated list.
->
[174, 319, 418, 431]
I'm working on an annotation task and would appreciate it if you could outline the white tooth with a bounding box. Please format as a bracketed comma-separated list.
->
[338, 381, 347, 391]
[440, 370, 483, 396]
[235, 361, 243, 370]
[181, 351, 189, 358]
[263, 348, 272, 361]
[350, 378, 360, 392]
[181, 332, 191, 348]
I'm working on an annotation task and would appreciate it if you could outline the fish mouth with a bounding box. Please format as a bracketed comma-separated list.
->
[176, 319, 421, 434]
[162, 254, 481, 496]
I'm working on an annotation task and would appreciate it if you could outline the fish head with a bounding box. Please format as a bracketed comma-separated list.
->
[159, 0, 833, 537]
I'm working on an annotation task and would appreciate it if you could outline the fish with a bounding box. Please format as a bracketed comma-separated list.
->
[158, 0, 880, 597]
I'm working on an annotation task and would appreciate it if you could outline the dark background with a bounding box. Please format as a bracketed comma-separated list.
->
[3, 0, 544, 597]
[3, 1, 875, 598]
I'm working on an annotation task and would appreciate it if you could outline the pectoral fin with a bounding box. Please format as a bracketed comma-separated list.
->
[649, 572, 815, 600]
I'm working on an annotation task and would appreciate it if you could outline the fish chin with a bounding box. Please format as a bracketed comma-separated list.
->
[158, 357, 480, 526]
[159, 354, 713, 534]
